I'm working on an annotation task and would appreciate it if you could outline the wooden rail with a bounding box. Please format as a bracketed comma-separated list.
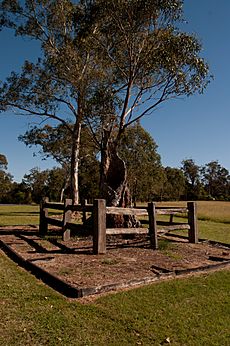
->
[39, 198, 198, 254]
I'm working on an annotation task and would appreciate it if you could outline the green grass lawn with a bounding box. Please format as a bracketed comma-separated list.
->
[0, 204, 63, 226]
[158, 216, 230, 244]
[198, 220, 230, 244]
[0, 205, 40, 226]
[0, 250, 229, 346]
[156, 200, 230, 223]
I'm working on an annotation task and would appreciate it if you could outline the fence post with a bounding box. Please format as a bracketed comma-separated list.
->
[82, 199, 87, 224]
[39, 197, 49, 236]
[187, 202, 198, 243]
[169, 214, 174, 224]
[93, 199, 106, 254]
[62, 198, 72, 241]
[148, 202, 158, 250]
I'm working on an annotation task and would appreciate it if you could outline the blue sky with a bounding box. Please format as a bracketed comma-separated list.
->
[0, 0, 230, 182]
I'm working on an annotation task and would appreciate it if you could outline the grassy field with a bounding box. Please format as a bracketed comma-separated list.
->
[0, 251, 229, 346]
[0, 204, 62, 226]
[156, 200, 230, 223]
[0, 204, 40, 226]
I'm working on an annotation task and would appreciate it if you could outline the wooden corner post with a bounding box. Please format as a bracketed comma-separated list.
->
[93, 199, 106, 254]
[187, 202, 198, 243]
[62, 199, 72, 241]
[82, 199, 87, 224]
[148, 202, 158, 250]
[39, 197, 49, 236]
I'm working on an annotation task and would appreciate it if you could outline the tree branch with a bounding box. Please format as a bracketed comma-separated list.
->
[125, 77, 173, 128]
[6, 102, 73, 132]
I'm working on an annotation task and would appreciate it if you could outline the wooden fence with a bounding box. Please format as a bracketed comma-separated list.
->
[39, 197, 92, 241]
[93, 200, 198, 254]
[39, 198, 198, 254]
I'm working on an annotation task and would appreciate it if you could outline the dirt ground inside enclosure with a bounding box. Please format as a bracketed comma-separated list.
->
[0, 226, 230, 296]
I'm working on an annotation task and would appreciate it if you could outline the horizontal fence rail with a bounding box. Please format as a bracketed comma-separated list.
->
[156, 208, 187, 215]
[106, 206, 148, 216]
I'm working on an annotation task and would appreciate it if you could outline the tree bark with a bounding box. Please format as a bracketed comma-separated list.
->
[100, 131, 140, 227]
[70, 121, 82, 205]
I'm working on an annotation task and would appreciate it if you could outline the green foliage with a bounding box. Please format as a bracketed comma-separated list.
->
[21, 166, 70, 203]
[119, 123, 165, 202]
[20, 122, 166, 202]
[0, 153, 13, 202]
[19, 124, 72, 167]
[85, 0, 210, 128]
[0, 153, 8, 169]
[161, 166, 186, 200]
[6, 182, 32, 204]
[0, 170, 13, 202]
[0, 0, 105, 203]
[46, 167, 67, 202]
[19, 123, 100, 201]
[201, 160, 230, 200]
[180, 159, 230, 201]
[23, 167, 50, 203]
[181, 159, 203, 200]
[82, 0, 210, 205]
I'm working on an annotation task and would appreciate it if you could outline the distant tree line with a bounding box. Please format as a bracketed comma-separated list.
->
[0, 124, 229, 204]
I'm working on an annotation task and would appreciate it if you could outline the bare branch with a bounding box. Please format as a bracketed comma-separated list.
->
[6, 102, 73, 132]
[125, 77, 173, 128]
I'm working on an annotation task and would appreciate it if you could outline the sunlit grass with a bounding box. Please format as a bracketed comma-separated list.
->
[198, 220, 230, 243]
[172, 220, 230, 244]
[156, 200, 230, 223]
[0, 205, 64, 226]
[0, 205, 40, 226]
[196, 201, 230, 223]
[0, 250, 230, 346]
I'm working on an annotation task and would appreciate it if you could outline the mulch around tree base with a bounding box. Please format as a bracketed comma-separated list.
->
[0, 226, 230, 298]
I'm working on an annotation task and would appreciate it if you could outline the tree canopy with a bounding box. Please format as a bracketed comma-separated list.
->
[119, 123, 165, 203]
[0, 153, 13, 202]
[85, 0, 210, 139]
[19, 121, 164, 202]
[201, 161, 230, 200]
[0, 153, 8, 170]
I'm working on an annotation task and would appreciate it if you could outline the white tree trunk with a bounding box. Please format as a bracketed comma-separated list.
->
[70, 121, 82, 204]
